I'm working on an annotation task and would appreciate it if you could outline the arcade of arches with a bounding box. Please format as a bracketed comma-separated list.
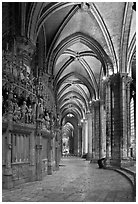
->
[2, 2, 136, 189]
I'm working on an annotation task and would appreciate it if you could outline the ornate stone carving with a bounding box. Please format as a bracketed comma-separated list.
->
[81, 2, 90, 11]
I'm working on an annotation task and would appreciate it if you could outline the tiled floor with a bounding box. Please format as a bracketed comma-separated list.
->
[2, 157, 134, 202]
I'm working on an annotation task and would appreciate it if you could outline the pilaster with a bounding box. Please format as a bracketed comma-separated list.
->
[104, 77, 112, 166]
[29, 130, 36, 181]
[90, 99, 100, 162]
[126, 77, 133, 158]
[3, 86, 14, 188]
[120, 74, 133, 166]
[35, 118, 43, 181]
[110, 74, 121, 166]
[78, 124, 82, 157]
[55, 128, 61, 171]
[99, 100, 106, 159]
[86, 112, 92, 160]
[47, 114, 53, 175]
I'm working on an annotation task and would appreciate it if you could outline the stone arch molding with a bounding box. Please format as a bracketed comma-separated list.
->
[27, 3, 115, 75]
[48, 32, 113, 77]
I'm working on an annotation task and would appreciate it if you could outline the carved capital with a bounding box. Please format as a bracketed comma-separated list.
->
[81, 2, 90, 11]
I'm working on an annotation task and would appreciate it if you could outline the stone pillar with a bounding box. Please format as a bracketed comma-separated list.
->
[126, 78, 132, 157]
[105, 78, 112, 166]
[91, 102, 95, 161]
[78, 124, 82, 156]
[110, 74, 121, 166]
[47, 134, 52, 175]
[84, 119, 88, 154]
[82, 121, 85, 155]
[99, 100, 106, 159]
[86, 113, 92, 160]
[47, 114, 53, 175]
[120, 74, 128, 160]
[3, 86, 13, 189]
[55, 129, 60, 171]
[94, 101, 100, 160]
[35, 118, 43, 181]
[29, 130, 36, 181]
[74, 127, 78, 156]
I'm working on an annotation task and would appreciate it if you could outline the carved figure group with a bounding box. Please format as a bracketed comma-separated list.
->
[13, 100, 36, 124]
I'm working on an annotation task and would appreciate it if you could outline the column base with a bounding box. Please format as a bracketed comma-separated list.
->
[29, 165, 36, 182]
[3, 168, 13, 189]
[110, 159, 121, 167]
[86, 153, 92, 161]
[90, 158, 99, 163]
[120, 158, 136, 168]
[47, 161, 52, 175]
[81, 153, 88, 159]
[36, 164, 42, 181]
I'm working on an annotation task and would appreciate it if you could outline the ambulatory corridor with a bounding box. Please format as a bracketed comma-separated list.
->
[2, 157, 133, 202]
[2, 2, 136, 201]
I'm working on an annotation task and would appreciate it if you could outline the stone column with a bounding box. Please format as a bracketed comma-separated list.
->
[47, 134, 52, 175]
[86, 113, 92, 160]
[3, 86, 13, 189]
[91, 102, 95, 161]
[126, 78, 132, 157]
[94, 100, 100, 160]
[55, 128, 60, 171]
[35, 118, 43, 181]
[29, 130, 36, 181]
[78, 124, 82, 156]
[110, 74, 121, 166]
[47, 114, 53, 175]
[99, 100, 106, 159]
[82, 121, 85, 155]
[84, 119, 88, 154]
[74, 127, 78, 156]
[105, 78, 112, 166]
[120, 74, 128, 160]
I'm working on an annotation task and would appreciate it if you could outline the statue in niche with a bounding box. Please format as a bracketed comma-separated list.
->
[44, 112, 50, 129]
[13, 102, 21, 122]
[21, 101, 28, 123]
[37, 98, 44, 119]
[27, 105, 32, 123]
[31, 102, 37, 123]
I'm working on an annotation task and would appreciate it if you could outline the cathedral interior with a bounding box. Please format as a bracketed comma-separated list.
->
[2, 2, 136, 199]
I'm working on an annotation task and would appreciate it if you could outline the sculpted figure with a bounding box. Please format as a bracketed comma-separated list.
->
[32, 102, 36, 123]
[27, 105, 32, 123]
[45, 113, 50, 129]
[37, 98, 44, 119]
[13, 103, 21, 122]
[21, 101, 28, 123]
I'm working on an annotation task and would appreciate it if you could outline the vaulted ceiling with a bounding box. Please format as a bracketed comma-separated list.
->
[2, 2, 136, 124]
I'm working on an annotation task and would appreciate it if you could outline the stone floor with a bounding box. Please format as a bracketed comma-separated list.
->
[2, 157, 134, 202]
